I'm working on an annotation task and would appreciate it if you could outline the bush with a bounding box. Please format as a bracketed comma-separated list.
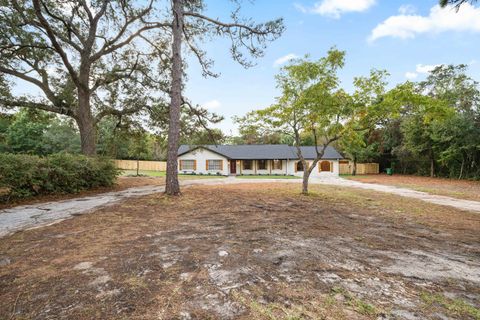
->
[0, 153, 119, 202]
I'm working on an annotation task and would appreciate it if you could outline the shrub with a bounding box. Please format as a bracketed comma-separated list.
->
[0, 153, 119, 202]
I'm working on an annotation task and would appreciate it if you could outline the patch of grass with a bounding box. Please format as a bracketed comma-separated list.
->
[331, 286, 380, 318]
[236, 175, 300, 179]
[124, 276, 148, 290]
[120, 170, 166, 177]
[119, 170, 226, 179]
[233, 288, 349, 320]
[420, 292, 480, 320]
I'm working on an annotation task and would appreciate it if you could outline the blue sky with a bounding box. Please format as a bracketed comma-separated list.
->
[184, 0, 480, 135]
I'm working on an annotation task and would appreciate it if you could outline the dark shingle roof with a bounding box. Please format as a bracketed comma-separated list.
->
[178, 144, 343, 160]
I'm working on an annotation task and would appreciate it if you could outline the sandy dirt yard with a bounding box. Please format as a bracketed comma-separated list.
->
[1, 174, 220, 210]
[0, 183, 479, 320]
[346, 174, 480, 202]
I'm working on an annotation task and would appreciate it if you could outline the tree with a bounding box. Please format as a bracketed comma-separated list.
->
[340, 130, 379, 175]
[164, 0, 284, 195]
[0, 112, 13, 152]
[232, 114, 290, 144]
[181, 128, 226, 146]
[440, 0, 477, 8]
[5, 109, 51, 154]
[246, 49, 390, 194]
[0, 0, 171, 155]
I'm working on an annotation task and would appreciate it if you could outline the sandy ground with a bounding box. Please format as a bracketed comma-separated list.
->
[0, 183, 479, 319]
[1, 176, 480, 239]
[347, 175, 480, 201]
[312, 177, 480, 213]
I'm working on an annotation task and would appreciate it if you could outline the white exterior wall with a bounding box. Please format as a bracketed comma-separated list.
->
[178, 149, 340, 177]
[238, 160, 288, 175]
[288, 159, 340, 177]
[178, 148, 229, 175]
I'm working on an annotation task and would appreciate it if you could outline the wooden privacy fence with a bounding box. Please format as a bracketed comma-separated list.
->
[115, 160, 166, 171]
[339, 162, 379, 175]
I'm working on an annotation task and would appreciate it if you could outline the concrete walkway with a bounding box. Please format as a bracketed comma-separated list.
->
[1, 177, 479, 238]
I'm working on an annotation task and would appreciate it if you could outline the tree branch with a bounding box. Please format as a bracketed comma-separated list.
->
[32, 0, 81, 86]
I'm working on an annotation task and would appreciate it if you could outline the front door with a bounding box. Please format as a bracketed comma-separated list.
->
[230, 160, 237, 174]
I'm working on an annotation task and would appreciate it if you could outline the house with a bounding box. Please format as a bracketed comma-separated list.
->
[177, 144, 344, 176]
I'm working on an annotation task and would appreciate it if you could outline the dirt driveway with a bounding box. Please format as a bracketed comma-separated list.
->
[1, 183, 479, 319]
[346, 175, 480, 201]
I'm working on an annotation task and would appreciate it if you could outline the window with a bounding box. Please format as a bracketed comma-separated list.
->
[296, 161, 304, 172]
[180, 160, 195, 170]
[272, 160, 282, 170]
[258, 160, 267, 170]
[207, 160, 223, 171]
[243, 160, 253, 170]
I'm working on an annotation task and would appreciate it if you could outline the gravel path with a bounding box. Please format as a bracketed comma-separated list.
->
[1, 177, 479, 238]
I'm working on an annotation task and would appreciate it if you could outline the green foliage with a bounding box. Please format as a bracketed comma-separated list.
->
[240, 48, 394, 193]
[0, 153, 119, 202]
[96, 117, 164, 160]
[181, 128, 227, 145]
[340, 130, 379, 165]
[386, 64, 480, 179]
[5, 109, 51, 155]
[1, 109, 81, 155]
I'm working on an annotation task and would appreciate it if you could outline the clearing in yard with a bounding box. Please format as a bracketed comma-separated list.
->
[0, 183, 479, 319]
[346, 174, 480, 201]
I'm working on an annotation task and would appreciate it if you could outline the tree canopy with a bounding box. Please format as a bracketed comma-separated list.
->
[239, 48, 394, 193]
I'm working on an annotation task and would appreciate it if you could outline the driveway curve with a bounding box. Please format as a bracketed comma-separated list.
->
[1, 177, 479, 238]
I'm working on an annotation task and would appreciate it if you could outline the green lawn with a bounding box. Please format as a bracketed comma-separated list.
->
[236, 175, 300, 179]
[120, 170, 166, 177]
[120, 170, 226, 179]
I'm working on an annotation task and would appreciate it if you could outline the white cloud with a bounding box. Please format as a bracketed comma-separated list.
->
[369, 4, 480, 42]
[294, 3, 308, 13]
[415, 64, 440, 74]
[273, 53, 299, 67]
[405, 63, 442, 80]
[405, 72, 418, 80]
[202, 99, 221, 110]
[306, 0, 376, 18]
[398, 4, 416, 15]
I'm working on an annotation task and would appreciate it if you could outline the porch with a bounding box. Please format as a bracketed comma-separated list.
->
[228, 159, 288, 176]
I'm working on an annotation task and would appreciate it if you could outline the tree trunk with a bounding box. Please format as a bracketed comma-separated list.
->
[76, 90, 96, 156]
[301, 160, 317, 195]
[302, 169, 309, 195]
[352, 157, 357, 176]
[429, 150, 435, 178]
[165, 0, 184, 196]
[458, 156, 465, 180]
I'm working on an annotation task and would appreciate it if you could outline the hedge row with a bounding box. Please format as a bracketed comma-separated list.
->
[0, 153, 119, 202]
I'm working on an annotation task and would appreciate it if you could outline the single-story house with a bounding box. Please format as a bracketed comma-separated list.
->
[177, 144, 344, 177]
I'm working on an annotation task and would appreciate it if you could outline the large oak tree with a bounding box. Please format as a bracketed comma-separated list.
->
[0, 0, 171, 155]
